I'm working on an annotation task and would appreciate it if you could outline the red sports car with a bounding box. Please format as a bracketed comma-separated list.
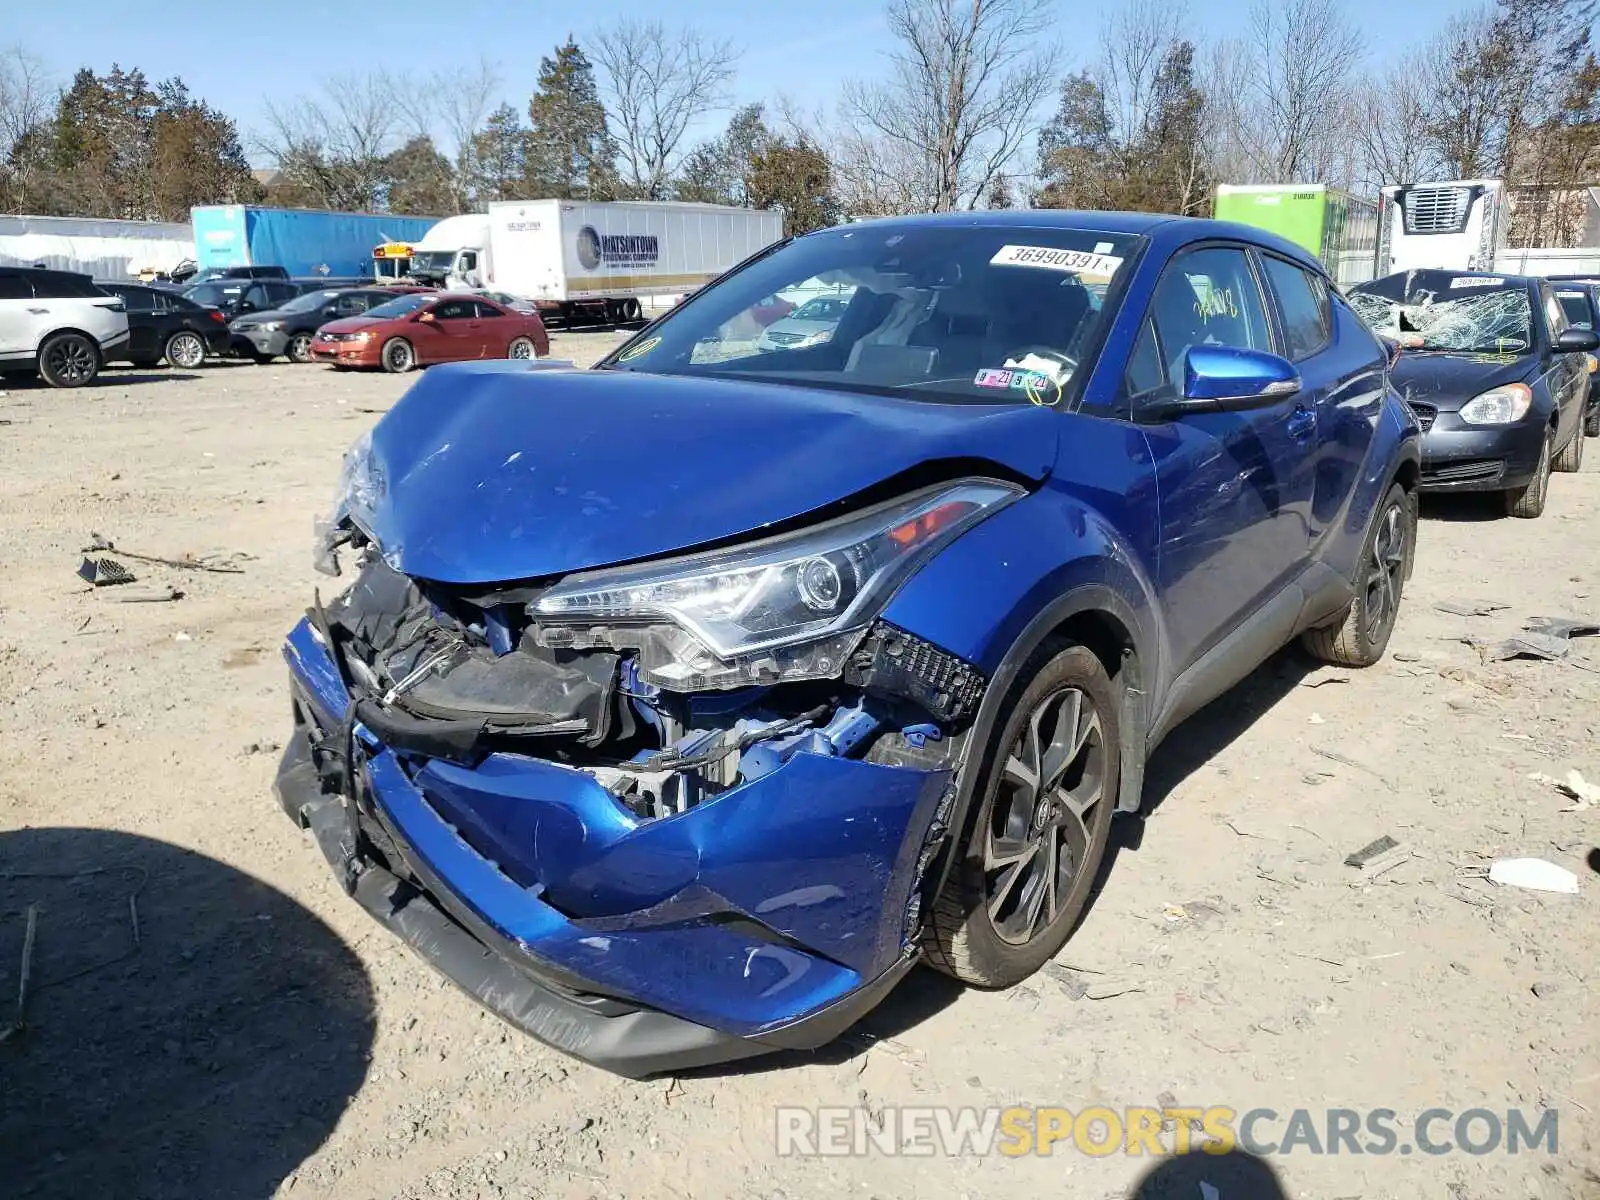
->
[311, 293, 550, 372]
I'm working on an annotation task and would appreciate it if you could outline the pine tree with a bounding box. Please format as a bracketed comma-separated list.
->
[527, 39, 616, 199]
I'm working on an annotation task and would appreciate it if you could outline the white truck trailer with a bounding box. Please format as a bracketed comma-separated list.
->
[1376, 180, 1509, 275]
[406, 200, 784, 324]
[0, 214, 193, 279]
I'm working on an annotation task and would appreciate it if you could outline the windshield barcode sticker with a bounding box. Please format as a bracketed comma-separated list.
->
[1449, 276, 1505, 289]
[990, 245, 1124, 275]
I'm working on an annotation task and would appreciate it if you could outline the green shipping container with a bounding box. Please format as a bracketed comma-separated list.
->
[1213, 184, 1379, 286]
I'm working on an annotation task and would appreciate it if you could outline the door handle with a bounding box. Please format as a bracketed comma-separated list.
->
[1286, 406, 1317, 440]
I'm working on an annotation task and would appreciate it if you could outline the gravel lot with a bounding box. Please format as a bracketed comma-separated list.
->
[1, 338, 1597, 1199]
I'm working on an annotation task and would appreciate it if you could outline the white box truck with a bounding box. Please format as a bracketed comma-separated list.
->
[405, 201, 784, 325]
[1377, 180, 1508, 276]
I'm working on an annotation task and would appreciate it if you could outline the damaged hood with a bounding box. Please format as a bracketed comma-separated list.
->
[360, 364, 1060, 584]
[1391, 352, 1537, 410]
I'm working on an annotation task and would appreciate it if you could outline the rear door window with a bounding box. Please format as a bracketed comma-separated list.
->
[1261, 256, 1331, 360]
[0, 272, 33, 300]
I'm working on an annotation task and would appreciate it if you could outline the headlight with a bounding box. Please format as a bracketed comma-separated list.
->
[797, 329, 834, 347]
[258, 320, 282, 332]
[531, 480, 1022, 689]
[1459, 384, 1532, 425]
[312, 429, 386, 575]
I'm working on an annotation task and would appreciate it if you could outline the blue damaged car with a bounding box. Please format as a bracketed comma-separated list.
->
[275, 211, 1421, 1077]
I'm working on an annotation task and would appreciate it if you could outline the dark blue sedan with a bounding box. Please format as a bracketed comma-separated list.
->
[276, 211, 1421, 1077]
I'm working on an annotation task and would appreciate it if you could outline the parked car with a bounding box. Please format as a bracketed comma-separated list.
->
[755, 293, 853, 351]
[186, 265, 291, 285]
[1549, 279, 1600, 438]
[0, 266, 128, 387]
[232, 286, 415, 363]
[96, 282, 232, 369]
[1349, 269, 1596, 516]
[308, 293, 549, 371]
[182, 277, 311, 322]
[277, 211, 1423, 1078]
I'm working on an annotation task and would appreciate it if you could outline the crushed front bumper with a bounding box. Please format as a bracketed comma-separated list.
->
[232, 327, 290, 358]
[275, 617, 948, 1076]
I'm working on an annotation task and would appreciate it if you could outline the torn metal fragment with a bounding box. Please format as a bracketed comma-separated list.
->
[77, 556, 135, 587]
[1522, 616, 1600, 640]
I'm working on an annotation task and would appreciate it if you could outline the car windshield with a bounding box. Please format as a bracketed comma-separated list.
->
[602, 224, 1138, 406]
[411, 251, 455, 274]
[281, 290, 343, 313]
[364, 294, 431, 319]
[1348, 282, 1533, 354]
[1555, 288, 1595, 329]
[184, 282, 245, 306]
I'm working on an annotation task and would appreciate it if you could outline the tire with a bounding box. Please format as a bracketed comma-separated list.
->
[286, 331, 315, 364]
[164, 330, 206, 369]
[923, 644, 1119, 987]
[623, 298, 642, 323]
[1586, 407, 1600, 438]
[381, 338, 415, 373]
[507, 335, 537, 360]
[1553, 422, 1584, 472]
[1504, 429, 1553, 518]
[37, 332, 100, 388]
[1301, 483, 1413, 667]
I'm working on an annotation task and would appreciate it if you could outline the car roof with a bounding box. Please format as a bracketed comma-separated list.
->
[801, 209, 1325, 274]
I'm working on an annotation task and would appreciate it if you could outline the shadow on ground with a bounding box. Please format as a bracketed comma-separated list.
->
[0, 827, 374, 1200]
[1130, 1147, 1289, 1198]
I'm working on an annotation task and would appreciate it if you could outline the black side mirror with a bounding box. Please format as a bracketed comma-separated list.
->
[1555, 328, 1600, 353]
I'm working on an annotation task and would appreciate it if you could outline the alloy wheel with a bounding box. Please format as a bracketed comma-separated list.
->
[168, 331, 204, 368]
[44, 336, 95, 385]
[508, 336, 535, 359]
[384, 341, 413, 372]
[288, 333, 313, 363]
[1363, 499, 1408, 642]
[985, 685, 1107, 946]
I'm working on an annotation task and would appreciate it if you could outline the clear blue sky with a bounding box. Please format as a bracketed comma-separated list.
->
[10, 0, 1473, 167]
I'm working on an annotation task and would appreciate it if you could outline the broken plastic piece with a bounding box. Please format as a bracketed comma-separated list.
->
[1433, 600, 1508, 617]
[1344, 835, 1407, 871]
[1528, 770, 1599, 813]
[1469, 633, 1571, 663]
[1522, 616, 1600, 640]
[1487, 858, 1579, 895]
[78, 556, 135, 587]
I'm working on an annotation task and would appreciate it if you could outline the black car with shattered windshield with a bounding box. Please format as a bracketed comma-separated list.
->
[1348, 269, 1596, 517]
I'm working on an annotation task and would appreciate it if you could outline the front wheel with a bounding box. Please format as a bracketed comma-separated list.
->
[924, 644, 1118, 987]
[1302, 483, 1413, 667]
[286, 332, 315, 364]
[1585, 407, 1600, 438]
[165, 330, 206, 369]
[38, 332, 100, 388]
[507, 335, 537, 360]
[381, 338, 415, 373]
[1505, 430, 1553, 518]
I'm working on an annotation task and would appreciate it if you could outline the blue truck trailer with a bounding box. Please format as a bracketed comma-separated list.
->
[190, 206, 441, 278]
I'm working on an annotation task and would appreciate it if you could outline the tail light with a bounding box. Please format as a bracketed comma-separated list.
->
[209, 310, 225, 323]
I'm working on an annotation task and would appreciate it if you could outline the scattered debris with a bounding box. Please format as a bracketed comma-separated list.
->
[112, 586, 183, 604]
[1465, 632, 1572, 663]
[1311, 745, 1396, 791]
[1042, 962, 1090, 999]
[1528, 770, 1599, 813]
[1522, 616, 1600, 640]
[0, 904, 39, 1044]
[242, 741, 282, 757]
[1308, 712, 1326, 725]
[173, 632, 192, 642]
[1434, 600, 1509, 617]
[1344, 835, 1410, 876]
[1301, 675, 1351, 688]
[1531, 980, 1560, 998]
[77, 556, 135, 587]
[83, 531, 248, 575]
[1486, 858, 1579, 895]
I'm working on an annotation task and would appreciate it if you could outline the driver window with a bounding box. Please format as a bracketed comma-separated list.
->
[1142, 246, 1273, 391]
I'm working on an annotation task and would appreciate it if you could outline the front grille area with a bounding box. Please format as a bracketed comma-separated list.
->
[1403, 186, 1472, 234]
[1407, 401, 1438, 432]
[1422, 459, 1504, 483]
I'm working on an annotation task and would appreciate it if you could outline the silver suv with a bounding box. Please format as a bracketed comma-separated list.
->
[0, 267, 131, 387]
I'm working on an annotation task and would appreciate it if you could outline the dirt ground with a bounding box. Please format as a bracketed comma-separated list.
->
[1, 340, 1597, 1200]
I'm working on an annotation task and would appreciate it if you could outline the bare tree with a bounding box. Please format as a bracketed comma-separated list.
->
[258, 74, 403, 211]
[0, 44, 50, 161]
[1417, 7, 1511, 178]
[1208, 0, 1364, 185]
[1098, 0, 1185, 154]
[591, 20, 737, 199]
[844, 0, 1057, 212]
[390, 58, 501, 212]
[1351, 48, 1443, 188]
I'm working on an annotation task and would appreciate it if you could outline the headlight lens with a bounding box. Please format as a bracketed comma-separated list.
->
[313, 430, 386, 574]
[1459, 383, 1533, 425]
[531, 480, 1022, 687]
[259, 320, 282, 332]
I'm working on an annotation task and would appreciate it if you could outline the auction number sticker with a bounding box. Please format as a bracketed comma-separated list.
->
[1449, 276, 1505, 289]
[990, 245, 1124, 276]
